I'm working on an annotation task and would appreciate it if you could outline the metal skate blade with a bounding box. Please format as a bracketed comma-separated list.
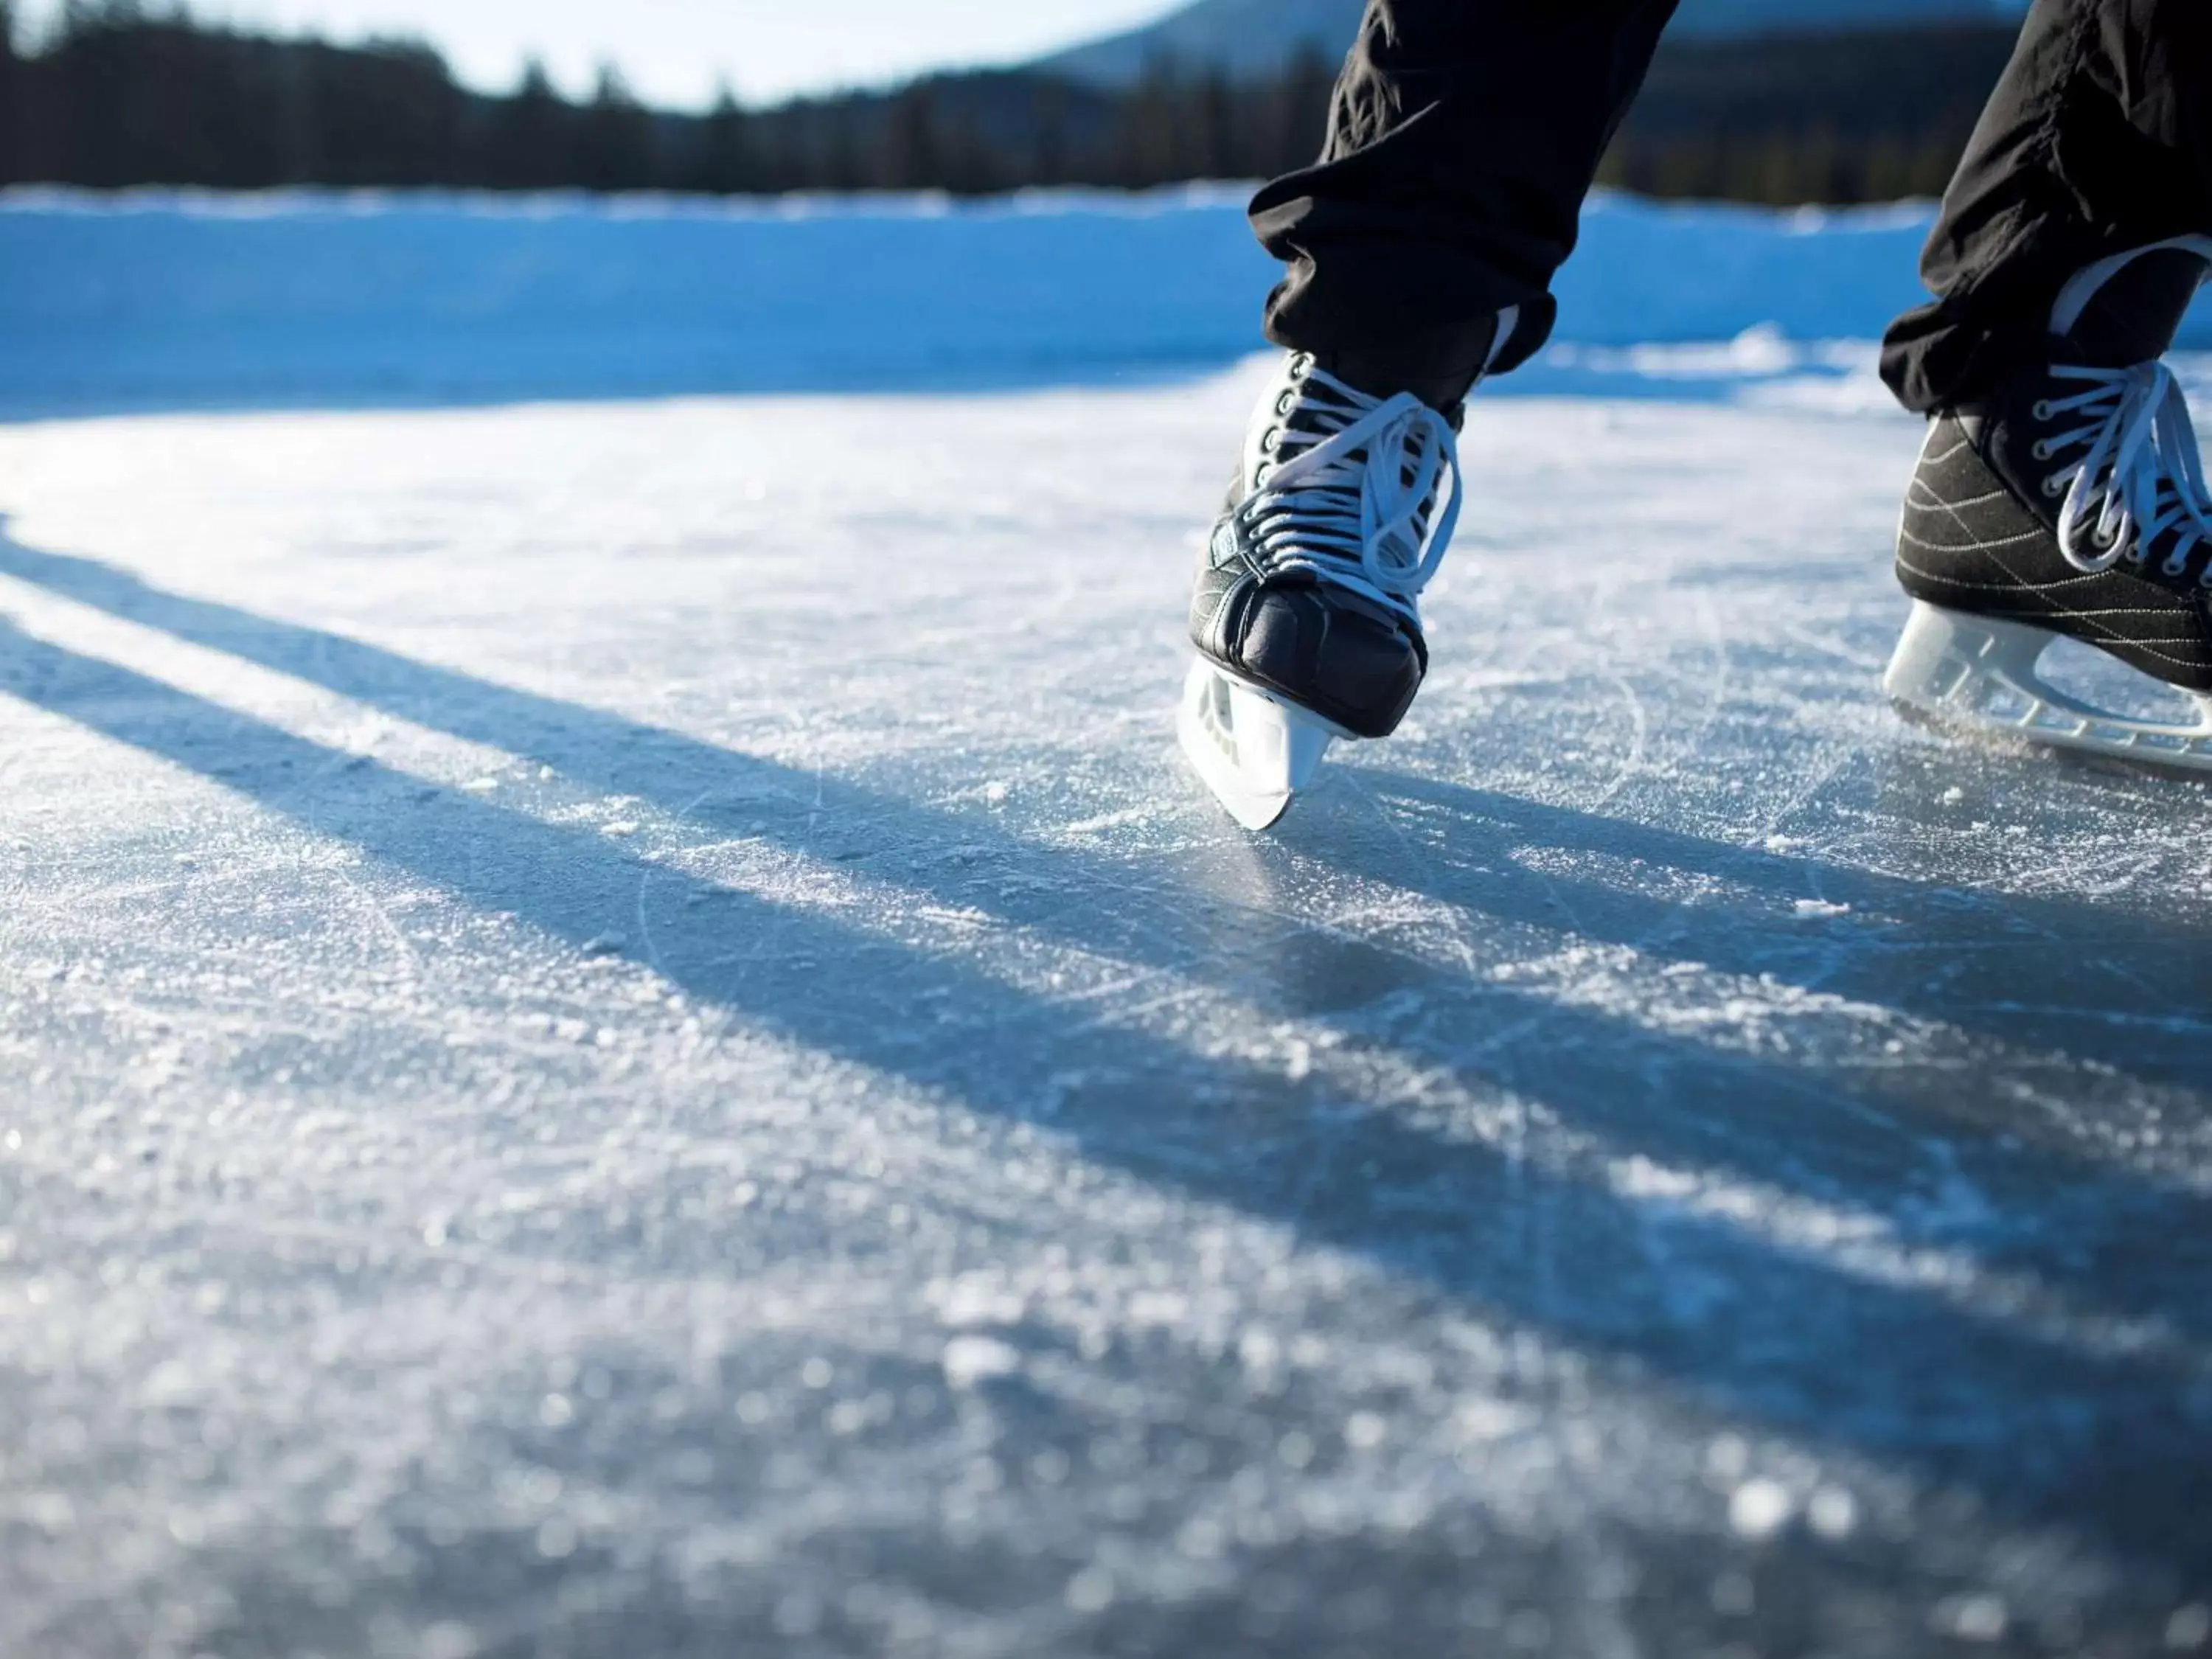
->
[1178, 659, 1338, 830]
[1885, 599, 2212, 770]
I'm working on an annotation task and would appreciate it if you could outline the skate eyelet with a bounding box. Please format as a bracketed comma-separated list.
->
[2165, 557, 2190, 578]
[2042, 475, 2065, 498]
[1253, 463, 1273, 487]
[1274, 392, 1296, 417]
[1287, 355, 1312, 380]
[1261, 428, 1282, 453]
[2031, 439, 2054, 462]
[2032, 400, 2053, 422]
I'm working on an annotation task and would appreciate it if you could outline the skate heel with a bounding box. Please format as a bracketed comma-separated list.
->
[1884, 599, 2212, 767]
[1883, 601, 2055, 714]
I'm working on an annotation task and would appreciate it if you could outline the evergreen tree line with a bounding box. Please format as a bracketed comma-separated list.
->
[1599, 24, 2019, 206]
[0, 2, 1337, 194]
[0, 2, 2020, 206]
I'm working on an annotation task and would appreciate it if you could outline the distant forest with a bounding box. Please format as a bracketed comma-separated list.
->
[0, 2, 2020, 206]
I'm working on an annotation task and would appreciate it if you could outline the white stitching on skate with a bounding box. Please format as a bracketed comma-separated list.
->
[1894, 555, 2110, 594]
[1907, 484, 2008, 511]
[1897, 523, 2048, 554]
[1895, 554, 2212, 669]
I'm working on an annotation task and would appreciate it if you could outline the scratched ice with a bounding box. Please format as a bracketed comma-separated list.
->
[1, 358, 2209, 1658]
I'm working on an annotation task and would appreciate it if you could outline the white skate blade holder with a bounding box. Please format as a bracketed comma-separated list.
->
[1178, 658, 1346, 830]
[1885, 599, 2212, 768]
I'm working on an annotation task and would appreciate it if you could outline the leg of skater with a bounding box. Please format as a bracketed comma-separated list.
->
[1180, 1, 1680, 827]
[1882, 0, 2212, 762]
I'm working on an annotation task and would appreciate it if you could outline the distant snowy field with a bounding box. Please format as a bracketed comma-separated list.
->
[3, 195, 2211, 1658]
[14, 185, 2212, 414]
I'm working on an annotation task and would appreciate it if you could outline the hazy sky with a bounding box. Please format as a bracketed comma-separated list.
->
[16, 0, 1183, 105]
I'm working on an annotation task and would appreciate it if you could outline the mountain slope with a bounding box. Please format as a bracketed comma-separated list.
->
[1037, 0, 1357, 86]
[1039, 0, 2030, 86]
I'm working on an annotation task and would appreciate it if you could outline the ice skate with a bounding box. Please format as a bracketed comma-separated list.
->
[1180, 318, 1513, 828]
[1887, 236, 2212, 768]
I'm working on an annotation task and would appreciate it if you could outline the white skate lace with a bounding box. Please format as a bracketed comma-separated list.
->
[1238, 364, 1462, 622]
[2037, 360, 2212, 579]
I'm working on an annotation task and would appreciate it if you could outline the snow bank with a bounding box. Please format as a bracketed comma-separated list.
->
[1, 187, 2203, 415]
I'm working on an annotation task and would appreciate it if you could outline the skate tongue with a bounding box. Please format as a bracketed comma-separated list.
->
[2051, 240, 2212, 367]
[1315, 307, 1517, 416]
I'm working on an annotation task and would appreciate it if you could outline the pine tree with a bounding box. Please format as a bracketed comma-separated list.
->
[880, 82, 942, 191]
[487, 56, 572, 189]
[577, 61, 653, 192]
[815, 100, 863, 192]
[1279, 44, 1336, 175]
[0, 0, 17, 185]
[1030, 76, 1070, 187]
[1192, 69, 1233, 180]
[693, 81, 751, 195]
[1118, 60, 1181, 188]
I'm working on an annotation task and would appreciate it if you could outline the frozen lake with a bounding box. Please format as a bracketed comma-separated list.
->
[2, 358, 2210, 1656]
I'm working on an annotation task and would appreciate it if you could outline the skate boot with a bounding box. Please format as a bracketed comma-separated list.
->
[1886, 235, 2212, 767]
[1180, 313, 1515, 829]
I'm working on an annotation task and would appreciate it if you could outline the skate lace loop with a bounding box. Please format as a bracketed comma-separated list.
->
[2040, 361, 2212, 578]
[1240, 366, 1461, 620]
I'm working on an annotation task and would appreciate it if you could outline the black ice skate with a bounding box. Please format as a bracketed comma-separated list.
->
[1886, 236, 2212, 766]
[1180, 316, 1513, 829]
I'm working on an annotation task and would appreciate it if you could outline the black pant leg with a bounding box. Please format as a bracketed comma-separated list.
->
[1248, 0, 1681, 374]
[1882, 0, 2212, 412]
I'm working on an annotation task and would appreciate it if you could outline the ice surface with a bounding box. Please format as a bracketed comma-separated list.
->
[2, 358, 2211, 1658]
